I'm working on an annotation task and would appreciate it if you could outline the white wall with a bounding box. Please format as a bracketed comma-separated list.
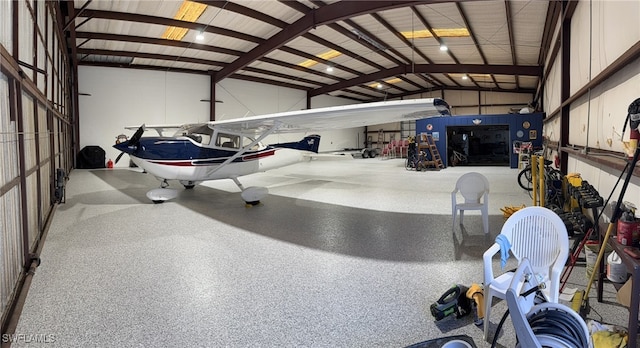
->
[215, 78, 363, 151]
[78, 66, 365, 167]
[78, 66, 210, 166]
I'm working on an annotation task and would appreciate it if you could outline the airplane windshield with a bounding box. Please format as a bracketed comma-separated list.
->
[175, 124, 213, 145]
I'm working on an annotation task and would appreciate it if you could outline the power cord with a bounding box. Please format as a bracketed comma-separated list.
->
[491, 284, 545, 348]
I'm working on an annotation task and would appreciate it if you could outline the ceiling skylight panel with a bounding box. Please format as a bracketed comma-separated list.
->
[161, 1, 208, 40]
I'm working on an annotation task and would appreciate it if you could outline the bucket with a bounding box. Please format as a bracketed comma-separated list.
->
[442, 340, 473, 348]
[585, 241, 612, 280]
[607, 251, 628, 283]
[617, 220, 639, 246]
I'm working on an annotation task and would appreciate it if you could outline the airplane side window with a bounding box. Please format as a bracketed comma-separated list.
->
[200, 134, 211, 145]
[243, 136, 260, 150]
[217, 133, 239, 149]
[187, 134, 202, 143]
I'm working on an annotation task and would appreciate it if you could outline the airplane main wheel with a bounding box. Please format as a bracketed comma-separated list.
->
[183, 185, 195, 189]
[152, 200, 165, 204]
[245, 200, 261, 207]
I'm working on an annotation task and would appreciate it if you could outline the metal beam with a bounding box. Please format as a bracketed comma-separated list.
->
[79, 9, 261, 43]
[214, 1, 426, 82]
[310, 63, 542, 97]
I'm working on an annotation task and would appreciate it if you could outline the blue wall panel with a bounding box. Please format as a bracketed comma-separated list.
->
[415, 113, 544, 168]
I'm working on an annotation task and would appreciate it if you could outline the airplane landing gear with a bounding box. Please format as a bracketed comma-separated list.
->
[146, 188, 178, 203]
[179, 180, 199, 189]
[231, 177, 268, 206]
[147, 178, 177, 203]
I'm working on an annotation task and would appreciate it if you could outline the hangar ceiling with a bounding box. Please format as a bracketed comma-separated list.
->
[61, 0, 560, 103]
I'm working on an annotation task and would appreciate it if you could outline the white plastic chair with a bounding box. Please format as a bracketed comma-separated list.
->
[451, 172, 489, 234]
[482, 206, 569, 341]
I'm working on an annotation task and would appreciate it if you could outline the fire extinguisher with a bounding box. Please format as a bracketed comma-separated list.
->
[626, 98, 640, 158]
[107, 159, 114, 169]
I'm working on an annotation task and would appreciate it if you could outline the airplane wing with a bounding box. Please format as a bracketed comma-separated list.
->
[124, 124, 194, 136]
[210, 98, 449, 135]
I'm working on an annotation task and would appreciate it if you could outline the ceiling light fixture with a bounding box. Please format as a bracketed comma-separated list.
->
[377, 83, 383, 89]
[440, 45, 448, 52]
[196, 31, 204, 41]
[351, 28, 387, 51]
[326, 66, 334, 73]
[462, 74, 468, 80]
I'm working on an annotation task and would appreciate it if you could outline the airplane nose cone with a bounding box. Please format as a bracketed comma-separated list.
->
[113, 141, 132, 153]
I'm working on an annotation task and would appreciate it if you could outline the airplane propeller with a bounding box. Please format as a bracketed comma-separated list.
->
[115, 124, 145, 164]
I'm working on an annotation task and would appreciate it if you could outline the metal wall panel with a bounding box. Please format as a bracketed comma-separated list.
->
[21, 93, 36, 170]
[0, 1, 12, 55]
[1, 1, 74, 330]
[0, 73, 24, 327]
[0, 187, 24, 321]
[25, 173, 38, 250]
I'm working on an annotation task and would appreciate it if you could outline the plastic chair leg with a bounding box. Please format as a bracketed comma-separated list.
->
[484, 289, 493, 341]
[452, 209, 457, 231]
[482, 211, 489, 234]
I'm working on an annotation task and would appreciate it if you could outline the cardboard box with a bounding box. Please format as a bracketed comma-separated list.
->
[616, 277, 632, 307]
[616, 276, 640, 322]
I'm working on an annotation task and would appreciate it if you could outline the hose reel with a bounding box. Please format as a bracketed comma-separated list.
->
[504, 259, 592, 348]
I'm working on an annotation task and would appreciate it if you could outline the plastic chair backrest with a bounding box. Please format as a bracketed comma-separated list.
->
[500, 206, 568, 277]
[456, 172, 489, 203]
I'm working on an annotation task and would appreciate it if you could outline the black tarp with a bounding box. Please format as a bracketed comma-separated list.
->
[77, 146, 106, 169]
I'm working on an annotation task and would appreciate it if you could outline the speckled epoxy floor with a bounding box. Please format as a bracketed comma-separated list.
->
[11, 158, 632, 347]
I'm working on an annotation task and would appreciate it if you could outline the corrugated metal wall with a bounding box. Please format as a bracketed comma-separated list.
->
[0, 0, 74, 333]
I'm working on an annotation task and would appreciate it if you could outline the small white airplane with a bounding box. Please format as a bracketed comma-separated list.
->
[113, 98, 450, 204]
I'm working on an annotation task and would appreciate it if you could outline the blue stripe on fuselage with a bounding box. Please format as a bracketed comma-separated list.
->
[131, 137, 270, 164]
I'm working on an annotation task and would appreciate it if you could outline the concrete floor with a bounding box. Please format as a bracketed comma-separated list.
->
[11, 158, 632, 347]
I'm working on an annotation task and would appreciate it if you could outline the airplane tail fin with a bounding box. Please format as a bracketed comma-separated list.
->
[272, 134, 321, 153]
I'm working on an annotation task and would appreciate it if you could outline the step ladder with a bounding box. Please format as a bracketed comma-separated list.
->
[425, 134, 444, 169]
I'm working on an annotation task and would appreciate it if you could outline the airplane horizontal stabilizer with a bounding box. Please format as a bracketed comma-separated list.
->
[270, 135, 321, 153]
